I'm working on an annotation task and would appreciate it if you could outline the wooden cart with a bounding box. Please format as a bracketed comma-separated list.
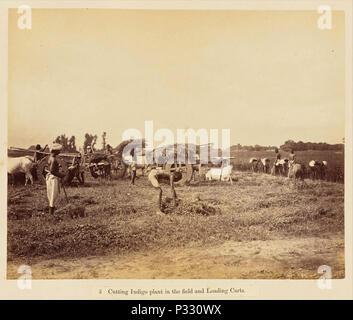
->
[8, 147, 75, 184]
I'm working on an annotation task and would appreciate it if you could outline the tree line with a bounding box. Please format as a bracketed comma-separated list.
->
[28, 133, 99, 153]
[29, 135, 344, 153]
[231, 144, 277, 152]
[279, 140, 344, 152]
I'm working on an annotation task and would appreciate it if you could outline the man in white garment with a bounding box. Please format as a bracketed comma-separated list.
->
[46, 143, 65, 214]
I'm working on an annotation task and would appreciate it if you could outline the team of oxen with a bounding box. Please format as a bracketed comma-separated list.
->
[249, 157, 328, 181]
[7, 153, 117, 186]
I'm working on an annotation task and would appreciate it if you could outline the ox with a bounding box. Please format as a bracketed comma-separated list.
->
[88, 154, 112, 180]
[205, 165, 233, 184]
[249, 158, 259, 172]
[278, 158, 289, 176]
[97, 161, 112, 180]
[271, 159, 281, 176]
[288, 163, 305, 186]
[8, 156, 35, 186]
[309, 160, 327, 180]
[260, 158, 271, 173]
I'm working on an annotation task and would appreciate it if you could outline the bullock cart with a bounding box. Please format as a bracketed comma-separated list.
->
[8, 146, 75, 184]
[116, 141, 218, 185]
[84, 152, 125, 179]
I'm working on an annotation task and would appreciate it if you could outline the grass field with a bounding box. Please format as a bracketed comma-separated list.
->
[229, 149, 344, 182]
[7, 167, 344, 279]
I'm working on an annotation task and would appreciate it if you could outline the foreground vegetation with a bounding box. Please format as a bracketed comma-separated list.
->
[7, 170, 344, 279]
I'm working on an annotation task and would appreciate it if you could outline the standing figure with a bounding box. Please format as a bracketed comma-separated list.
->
[271, 148, 281, 175]
[288, 149, 296, 175]
[309, 160, 320, 180]
[289, 149, 296, 163]
[148, 168, 183, 215]
[33, 144, 47, 162]
[67, 153, 85, 185]
[46, 143, 65, 214]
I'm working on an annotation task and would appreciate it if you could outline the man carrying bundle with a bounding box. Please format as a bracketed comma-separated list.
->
[288, 149, 296, 169]
[67, 153, 85, 185]
[46, 143, 66, 214]
[272, 147, 281, 175]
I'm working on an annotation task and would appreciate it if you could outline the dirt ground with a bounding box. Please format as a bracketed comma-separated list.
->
[7, 170, 345, 279]
[7, 234, 344, 279]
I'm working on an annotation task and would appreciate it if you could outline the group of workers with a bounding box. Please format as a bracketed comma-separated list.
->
[42, 143, 178, 216]
[39, 143, 300, 216]
[273, 148, 296, 172]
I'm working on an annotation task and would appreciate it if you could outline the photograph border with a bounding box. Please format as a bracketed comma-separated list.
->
[0, 0, 352, 300]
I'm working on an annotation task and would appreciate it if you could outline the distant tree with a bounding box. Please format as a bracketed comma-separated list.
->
[231, 143, 278, 151]
[280, 140, 343, 151]
[83, 133, 98, 153]
[102, 132, 107, 151]
[53, 134, 77, 152]
[68, 136, 77, 152]
[54, 134, 69, 151]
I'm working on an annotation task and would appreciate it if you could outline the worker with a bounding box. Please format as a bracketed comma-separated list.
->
[33, 144, 47, 162]
[46, 143, 65, 214]
[272, 147, 281, 175]
[289, 149, 296, 162]
[148, 167, 182, 215]
[130, 147, 137, 185]
[289, 149, 296, 168]
[67, 153, 85, 185]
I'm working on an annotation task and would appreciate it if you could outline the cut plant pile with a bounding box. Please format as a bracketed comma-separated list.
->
[162, 197, 221, 216]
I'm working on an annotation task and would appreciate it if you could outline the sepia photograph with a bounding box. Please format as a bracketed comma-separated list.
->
[1, 1, 352, 300]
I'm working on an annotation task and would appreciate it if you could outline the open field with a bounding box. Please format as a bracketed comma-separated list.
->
[230, 149, 344, 182]
[7, 169, 344, 279]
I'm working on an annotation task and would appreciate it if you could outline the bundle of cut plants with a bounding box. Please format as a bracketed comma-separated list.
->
[55, 203, 86, 219]
[161, 196, 221, 216]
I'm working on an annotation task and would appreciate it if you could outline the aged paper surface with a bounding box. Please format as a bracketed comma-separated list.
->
[0, 0, 352, 299]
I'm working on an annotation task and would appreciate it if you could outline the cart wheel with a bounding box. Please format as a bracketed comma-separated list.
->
[113, 161, 128, 179]
[164, 163, 193, 186]
[89, 164, 99, 179]
[36, 156, 68, 184]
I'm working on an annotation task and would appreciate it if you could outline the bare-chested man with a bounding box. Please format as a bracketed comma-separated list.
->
[272, 147, 281, 175]
[148, 167, 183, 215]
[288, 149, 296, 169]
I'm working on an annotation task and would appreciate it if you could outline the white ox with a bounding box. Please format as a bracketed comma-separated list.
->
[260, 158, 271, 173]
[8, 156, 35, 185]
[249, 158, 259, 172]
[309, 160, 328, 180]
[278, 158, 289, 176]
[205, 165, 233, 184]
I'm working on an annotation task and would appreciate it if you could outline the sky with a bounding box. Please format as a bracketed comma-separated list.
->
[8, 9, 345, 149]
